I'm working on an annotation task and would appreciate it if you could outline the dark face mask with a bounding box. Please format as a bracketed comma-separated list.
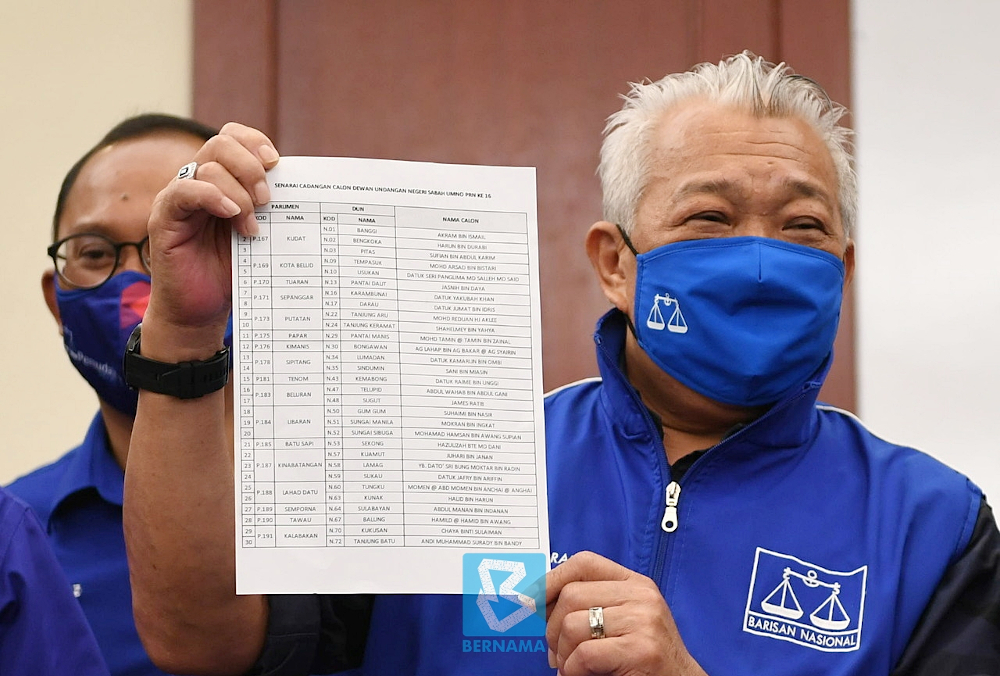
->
[621, 231, 845, 407]
[56, 271, 150, 416]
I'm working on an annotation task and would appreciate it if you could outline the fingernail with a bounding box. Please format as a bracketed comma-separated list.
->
[547, 648, 555, 669]
[253, 180, 270, 206]
[258, 144, 279, 164]
[221, 196, 241, 217]
[246, 217, 260, 237]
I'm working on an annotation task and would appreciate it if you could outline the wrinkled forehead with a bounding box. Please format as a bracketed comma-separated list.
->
[645, 103, 840, 203]
[649, 101, 836, 168]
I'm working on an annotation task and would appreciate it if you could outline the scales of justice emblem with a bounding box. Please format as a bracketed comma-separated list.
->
[646, 293, 688, 333]
[744, 548, 866, 651]
[761, 567, 850, 630]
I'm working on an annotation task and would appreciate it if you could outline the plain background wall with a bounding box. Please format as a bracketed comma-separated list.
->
[853, 0, 1000, 502]
[0, 1, 192, 482]
[1, 1, 996, 506]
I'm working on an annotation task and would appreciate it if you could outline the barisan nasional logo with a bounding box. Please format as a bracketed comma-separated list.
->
[646, 293, 688, 333]
[744, 548, 868, 652]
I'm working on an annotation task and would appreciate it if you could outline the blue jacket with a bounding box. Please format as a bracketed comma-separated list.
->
[260, 309, 988, 675]
[0, 486, 109, 674]
[7, 414, 171, 676]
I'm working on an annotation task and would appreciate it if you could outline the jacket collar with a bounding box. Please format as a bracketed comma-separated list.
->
[45, 412, 125, 525]
[593, 309, 827, 454]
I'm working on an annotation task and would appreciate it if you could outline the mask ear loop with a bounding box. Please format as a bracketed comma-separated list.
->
[613, 223, 641, 339]
[615, 223, 640, 257]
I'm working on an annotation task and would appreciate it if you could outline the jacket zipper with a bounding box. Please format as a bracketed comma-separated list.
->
[661, 482, 681, 532]
[650, 442, 674, 582]
[648, 389, 811, 585]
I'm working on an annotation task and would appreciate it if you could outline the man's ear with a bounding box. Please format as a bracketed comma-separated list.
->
[42, 269, 64, 335]
[585, 220, 633, 315]
[843, 238, 856, 290]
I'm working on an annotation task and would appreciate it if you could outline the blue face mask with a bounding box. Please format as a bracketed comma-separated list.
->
[56, 271, 151, 416]
[56, 271, 234, 417]
[624, 234, 845, 407]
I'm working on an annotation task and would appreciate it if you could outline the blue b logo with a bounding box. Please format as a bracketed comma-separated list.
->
[462, 553, 546, 637]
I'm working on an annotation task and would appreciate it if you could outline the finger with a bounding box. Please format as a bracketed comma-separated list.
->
[152, 178, 242, 240]
[553, 608, 588, 670]
[554, 606, 630, 672]
[192, 160, 260, 237]
[545, 580, 631, 650]
[193, 132, 275, 209]
[545, 551, 633, 612]
[560, 636, 633, 676]
[218, 122, 279, 165]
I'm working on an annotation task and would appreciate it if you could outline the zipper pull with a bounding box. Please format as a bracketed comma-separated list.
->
[661, 481, 681, 532]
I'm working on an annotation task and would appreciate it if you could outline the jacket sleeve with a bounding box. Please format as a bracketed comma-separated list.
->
[0, 496, 110, 676]
[891, 497, 1000, 676]
[247, 593, 374, 675]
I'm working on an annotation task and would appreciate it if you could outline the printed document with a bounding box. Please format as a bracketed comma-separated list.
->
[233, 157, 547, 593]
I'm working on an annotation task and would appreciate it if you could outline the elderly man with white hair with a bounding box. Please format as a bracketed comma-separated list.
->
[124, 52, 999, 676]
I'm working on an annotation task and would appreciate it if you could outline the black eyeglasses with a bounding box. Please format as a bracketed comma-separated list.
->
[47, 233, 151, 290]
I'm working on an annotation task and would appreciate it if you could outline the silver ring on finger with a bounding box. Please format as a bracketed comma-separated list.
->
[177, 161, 198, 180]
[589, 606, 606, 639]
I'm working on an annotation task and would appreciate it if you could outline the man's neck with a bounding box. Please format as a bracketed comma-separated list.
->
[623, 337, 768, 465]
[98, 401, 134, 470]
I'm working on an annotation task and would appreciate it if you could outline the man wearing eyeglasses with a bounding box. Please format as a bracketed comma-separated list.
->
[6, 114, 219, 676]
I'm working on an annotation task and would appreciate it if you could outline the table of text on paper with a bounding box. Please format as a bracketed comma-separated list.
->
[237, 201, 541, 550]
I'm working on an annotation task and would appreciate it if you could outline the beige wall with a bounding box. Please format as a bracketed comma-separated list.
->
[0, 1, 192, 483]
[853, 0, 1000, 503]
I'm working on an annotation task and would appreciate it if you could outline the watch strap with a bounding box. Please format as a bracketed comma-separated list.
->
[124, 324, 230, 399]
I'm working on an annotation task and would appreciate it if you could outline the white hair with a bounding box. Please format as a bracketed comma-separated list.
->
[599, 51, 857, 237]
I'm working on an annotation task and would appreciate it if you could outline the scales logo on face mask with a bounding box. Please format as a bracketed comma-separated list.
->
[743, 548, 868, 652]
[645, 293, 688, 334]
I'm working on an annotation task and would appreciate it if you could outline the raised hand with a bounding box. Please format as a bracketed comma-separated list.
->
[144, 122, 279, 357]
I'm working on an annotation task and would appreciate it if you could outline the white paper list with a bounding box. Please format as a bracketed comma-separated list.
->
[233, 157, 548, 594]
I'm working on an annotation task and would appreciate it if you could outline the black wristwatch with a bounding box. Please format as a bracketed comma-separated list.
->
[123, 324, 230, 399]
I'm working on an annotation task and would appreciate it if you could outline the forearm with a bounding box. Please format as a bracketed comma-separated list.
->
[124, 311, 267, 675]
